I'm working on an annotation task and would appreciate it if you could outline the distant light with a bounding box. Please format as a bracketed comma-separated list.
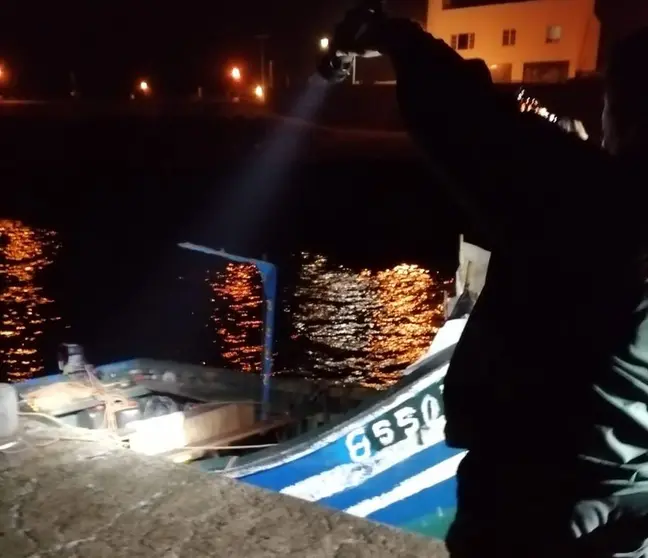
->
[319, 37, 330, 51]
[231, 67, 242, 81]
[139, 80, 150, 93]
[254, 85, 264, 100]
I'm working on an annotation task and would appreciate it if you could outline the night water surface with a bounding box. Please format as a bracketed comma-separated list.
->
[0, 219, 451, 389]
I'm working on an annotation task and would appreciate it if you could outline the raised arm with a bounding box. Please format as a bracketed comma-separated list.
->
[374, 19, 612, 244]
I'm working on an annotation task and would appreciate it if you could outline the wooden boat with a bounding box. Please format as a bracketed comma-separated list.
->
[12, 244, 374, 464]
[12, 237, 490, 540]
[14, 356, 373, 463]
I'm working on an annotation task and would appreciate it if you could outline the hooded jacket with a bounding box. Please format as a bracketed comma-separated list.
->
[383, 21, 648, 492]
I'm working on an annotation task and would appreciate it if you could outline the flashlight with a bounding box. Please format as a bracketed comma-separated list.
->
[317, 0, 386, 84]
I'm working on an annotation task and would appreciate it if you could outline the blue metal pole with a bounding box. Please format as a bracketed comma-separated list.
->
[257, 261, 276, 421]
[178, 243, 276, 420]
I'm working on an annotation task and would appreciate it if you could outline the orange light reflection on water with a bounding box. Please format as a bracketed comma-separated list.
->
[205, 253, 448, 388]
[0, 220, 61, 381]
[293, 253, 447, 389]
[208, 263, 263, 373]
[365, 264, 445, 388]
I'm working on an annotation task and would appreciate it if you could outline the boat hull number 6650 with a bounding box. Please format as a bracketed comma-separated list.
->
[344, 388, 443, 463]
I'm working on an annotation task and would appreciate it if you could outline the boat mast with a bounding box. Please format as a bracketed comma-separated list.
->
[178, 243, 277, 420]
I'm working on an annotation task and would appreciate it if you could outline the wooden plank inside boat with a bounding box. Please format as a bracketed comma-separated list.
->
[128, 400, 299, 462]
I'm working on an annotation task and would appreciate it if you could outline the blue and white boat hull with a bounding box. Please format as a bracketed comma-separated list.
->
[223, 319, 468, 539]
[224, 237, 491, 538]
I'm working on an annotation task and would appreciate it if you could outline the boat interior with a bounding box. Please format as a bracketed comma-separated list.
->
[15, 358, 375, 464]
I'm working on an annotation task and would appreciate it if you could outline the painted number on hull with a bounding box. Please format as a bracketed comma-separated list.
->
[345, 393, 442, 463]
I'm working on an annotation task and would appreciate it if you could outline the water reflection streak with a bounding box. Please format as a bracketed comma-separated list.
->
[293, 253, 447, 388]
[0, 220, 61, 381]
[209, 262, 263, 373]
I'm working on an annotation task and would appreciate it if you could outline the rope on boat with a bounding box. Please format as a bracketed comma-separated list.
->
[12, 368, 282, 461]
[2, 411, 124, 455]
[7, 367, 135, 456]
[24, 365, 137, 434]
[84, 365, 136, 431]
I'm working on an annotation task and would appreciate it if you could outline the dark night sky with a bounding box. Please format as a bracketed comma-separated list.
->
[0, 0, 420, 94]
[0, 0, 644, 95]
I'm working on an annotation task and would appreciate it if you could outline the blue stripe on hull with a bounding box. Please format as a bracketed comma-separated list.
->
[239, 436, 464, 540]
[314, 441, 459, 511]
[367, 477, 457, 526]
[241, 436, 354, 492]
[236, 349, 462, 538]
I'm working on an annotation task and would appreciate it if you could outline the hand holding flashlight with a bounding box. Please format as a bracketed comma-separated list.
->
[317, 0, 387, 83]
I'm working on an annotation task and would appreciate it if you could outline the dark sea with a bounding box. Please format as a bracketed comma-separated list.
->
[0, 211, 454, 389]
[0, 110, 466, 390]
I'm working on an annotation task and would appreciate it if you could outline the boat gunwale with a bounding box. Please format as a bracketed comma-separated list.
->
[222, 343, 456, 477]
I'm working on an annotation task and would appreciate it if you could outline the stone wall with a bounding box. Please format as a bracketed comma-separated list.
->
[1, 419, 448, 558]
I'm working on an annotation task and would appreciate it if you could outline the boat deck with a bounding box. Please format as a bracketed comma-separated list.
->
[13, 359, 374, 463]
[15, 358, 374, 422]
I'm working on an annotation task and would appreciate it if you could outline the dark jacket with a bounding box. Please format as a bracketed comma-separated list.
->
[384, 21, 648, 486]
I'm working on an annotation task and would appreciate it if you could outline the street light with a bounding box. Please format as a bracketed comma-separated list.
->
[230, 66, 241, 81]
[139, 80, 150, 94]
[319, 37, 330, 51]
[0, 64, 10, 85]
[254, 85, 264, 100]
[255, 34, 270, 89]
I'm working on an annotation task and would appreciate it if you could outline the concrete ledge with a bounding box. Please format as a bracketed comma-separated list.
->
[1, 419, 448, 557]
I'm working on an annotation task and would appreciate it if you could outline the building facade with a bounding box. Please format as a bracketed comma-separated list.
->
[426, 0, 600, 83]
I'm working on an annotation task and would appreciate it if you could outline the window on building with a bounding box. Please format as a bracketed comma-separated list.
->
[451, 33, 475, 50]
[546, 25, 562, 44]
[502, 29, 517, 46]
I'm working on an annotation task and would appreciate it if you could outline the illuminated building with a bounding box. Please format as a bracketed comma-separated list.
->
[427, 0, 600, 83]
